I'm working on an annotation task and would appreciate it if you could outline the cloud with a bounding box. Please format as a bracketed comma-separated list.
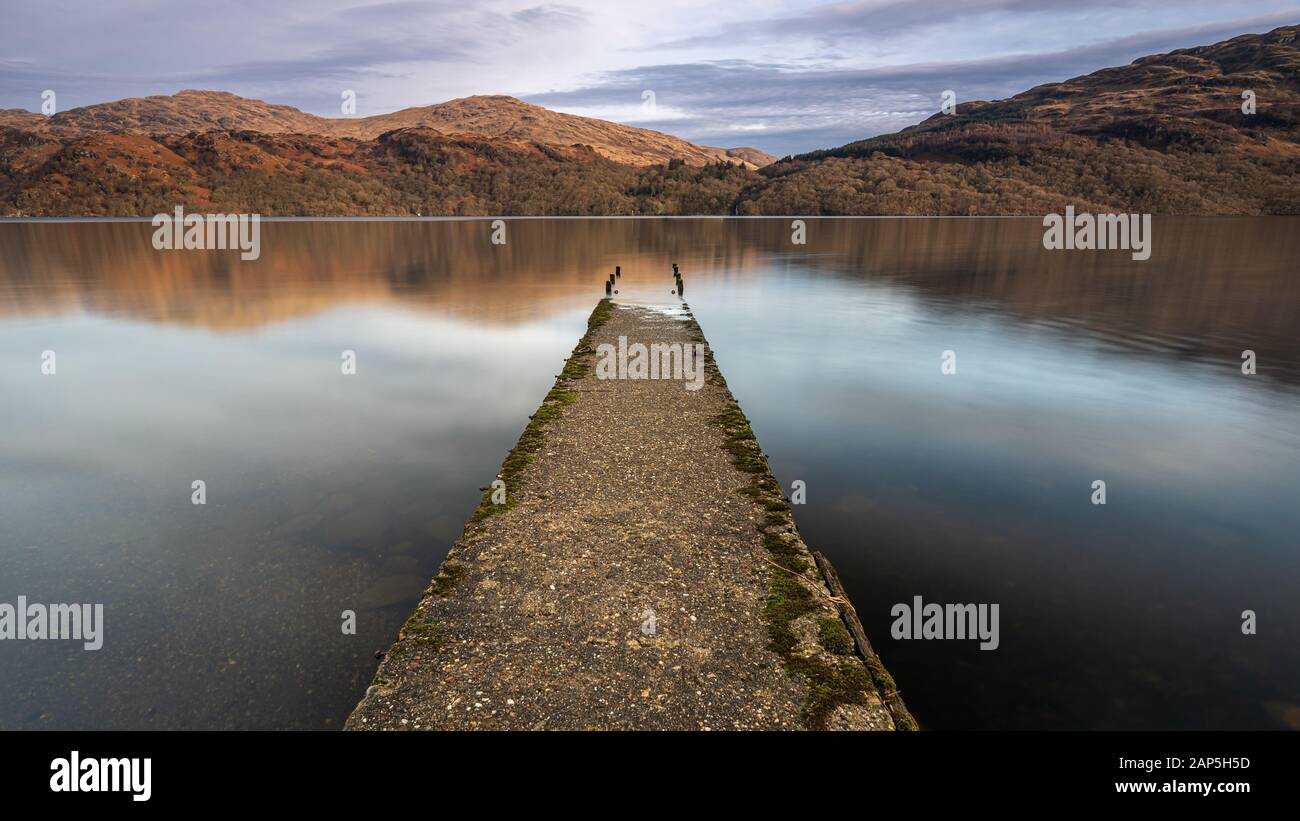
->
[525, 10, 1300, 155]
[646, 0, 1288, 52]
[0, 0, 1294, 155]
[511, 4, 589, 26]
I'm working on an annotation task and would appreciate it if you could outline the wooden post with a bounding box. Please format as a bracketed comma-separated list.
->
[813, 551, 918, 730]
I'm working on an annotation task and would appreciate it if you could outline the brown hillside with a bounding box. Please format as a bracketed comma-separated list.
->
[15, 90, 766, 168]
[2, 26, 1297, 215]
[0, 124, 759, 216]
[808, 24, 1300, 159]
[741, 24, 1300, 215]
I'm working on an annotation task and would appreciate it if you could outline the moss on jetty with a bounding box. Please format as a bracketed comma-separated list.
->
[427, 561, 466, 597]
[369, 301, 616, 679]
[353, 297, 906, 731]
[818, 617, 855, 655]
[470, 298, 613, 524]
[401, 299, 615, 619]
[384, 613, 445, 667]
[693, 303, 912, 730]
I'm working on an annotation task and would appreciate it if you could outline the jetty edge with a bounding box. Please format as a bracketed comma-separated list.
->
[345, 297, 914, 730]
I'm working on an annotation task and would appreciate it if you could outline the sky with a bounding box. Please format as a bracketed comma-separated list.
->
[2, 1, 1297, 156]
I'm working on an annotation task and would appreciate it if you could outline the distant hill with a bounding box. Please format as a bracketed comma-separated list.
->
[819, 24, 1300, 157]
[0, 91, 326, 139]
[0, 90, 772, 169]
[720, 146, 778, 167]
[738, 24, 1300, 215]
[0, 126, 759, 216]
[1, 25, 1296, 216]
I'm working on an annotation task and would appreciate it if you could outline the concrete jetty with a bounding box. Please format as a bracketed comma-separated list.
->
[345, 290, 912, 731]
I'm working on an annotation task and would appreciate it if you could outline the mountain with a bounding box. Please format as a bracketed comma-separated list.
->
[721, 146, 778, 166]
[0, 91, 325, 138]
[1, 25, 1296, 216]
[331, 95, 777, 168]
[738, 24, 1300, 215]
[0, 90, 772, 168]
[0, 126, 758, 216]
[816, 24, 1300, 157]
[0, 110, 45, 131]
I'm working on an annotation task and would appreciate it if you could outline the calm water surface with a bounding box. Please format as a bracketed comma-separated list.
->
[1, 218, 1297, 729]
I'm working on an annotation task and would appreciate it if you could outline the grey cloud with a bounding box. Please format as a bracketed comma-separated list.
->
[512, 4, 589, 26]
[646, 0, 1272, 51]
[0, 1, 519, 112]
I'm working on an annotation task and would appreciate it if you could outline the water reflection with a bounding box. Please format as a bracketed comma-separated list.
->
[1, 218, 1297, 729]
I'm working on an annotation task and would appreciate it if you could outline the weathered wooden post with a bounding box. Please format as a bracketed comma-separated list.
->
[615, 266, 621, 278]
[605, 279, 612, 296]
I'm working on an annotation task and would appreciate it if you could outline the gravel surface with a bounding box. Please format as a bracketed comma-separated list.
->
[345, 301, 896, 730]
